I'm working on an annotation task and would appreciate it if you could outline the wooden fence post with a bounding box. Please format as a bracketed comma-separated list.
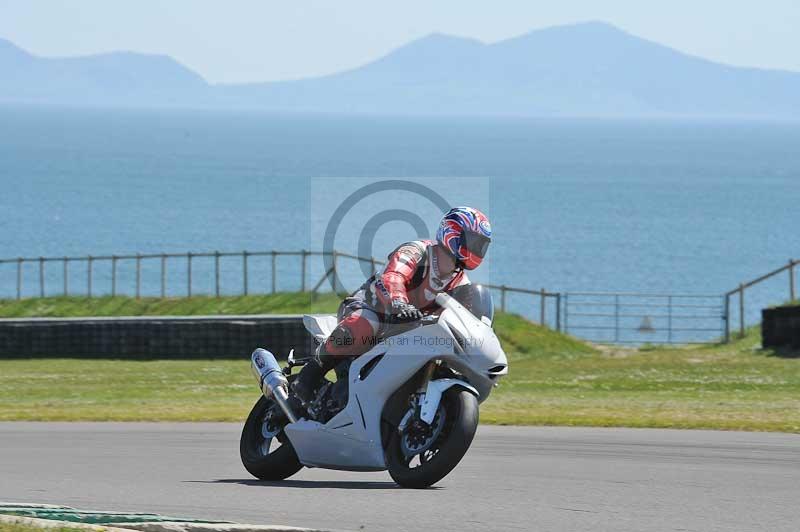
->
[16, 258, 22, 300]
[540, 288, 546, 325]
[63, 257, 68, 296]
[39, 257, 45, 297]
[271, 251, 277, 294]
[555, 293, 562, 331]
[87, 255, 93, 298]
[111, 255, 117, 297]
[500, 285, 507, 312]
[215, 251, 220, 297]
[724, 293, 731, 343]
[136, 253, 142, 299]
[161, 254, 167, 298]
[790, 259, 796, 302]
[300, 250, 307, 292]
[738, 284, 745, 337]
[243, 251, 249, 295]
[187, 252, 192, 298]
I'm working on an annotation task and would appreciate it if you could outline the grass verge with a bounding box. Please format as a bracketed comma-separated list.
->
[0, 523, 86, 532]
[0, 293, 341, 317]
[484, 324, 800, 432]
[1, 295, 798, 431]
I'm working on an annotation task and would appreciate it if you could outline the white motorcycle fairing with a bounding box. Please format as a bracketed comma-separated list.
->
[302, 314, 338, 344]
[418, 378, 478, 424]
[283, 292, 506, 471]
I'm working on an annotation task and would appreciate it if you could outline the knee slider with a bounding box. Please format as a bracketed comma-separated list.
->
[325, 324, 355, 354]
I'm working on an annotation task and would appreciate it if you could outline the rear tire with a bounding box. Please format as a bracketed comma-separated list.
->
[386, 389, 479, 489]
[240, 395, 303, 480]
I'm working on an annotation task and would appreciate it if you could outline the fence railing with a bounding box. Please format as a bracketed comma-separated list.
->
[1, 250, 795, 345]
[0, 249, 556, 327]
[488, 284, 560, 330]
[564, 292, 725, 344]
[723, 259, 798, 342]
[0, 250, 328, 299]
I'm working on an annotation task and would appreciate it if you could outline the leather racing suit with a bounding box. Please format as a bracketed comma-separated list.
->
[322, 239, 470, 359]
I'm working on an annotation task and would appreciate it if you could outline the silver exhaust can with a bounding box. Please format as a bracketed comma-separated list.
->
[251, 348, 298, 423]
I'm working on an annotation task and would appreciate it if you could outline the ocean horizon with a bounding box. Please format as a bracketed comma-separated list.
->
[1, 105, 798, 335]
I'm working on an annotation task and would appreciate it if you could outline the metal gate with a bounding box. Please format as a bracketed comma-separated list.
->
[563, 292, 726, 344]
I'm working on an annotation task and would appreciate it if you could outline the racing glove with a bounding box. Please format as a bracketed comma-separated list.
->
[391, 299, 424, 321]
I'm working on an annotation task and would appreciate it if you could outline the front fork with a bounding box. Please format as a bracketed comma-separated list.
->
[403, 361, 479, 427]
[417, 361, 437, 394]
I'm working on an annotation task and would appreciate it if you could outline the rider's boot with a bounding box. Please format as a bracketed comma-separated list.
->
[292, 344, 336, 405]
[331, 359, 352, 406]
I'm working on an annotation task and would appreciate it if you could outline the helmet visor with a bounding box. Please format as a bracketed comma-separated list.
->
[462, 230, 491, 259]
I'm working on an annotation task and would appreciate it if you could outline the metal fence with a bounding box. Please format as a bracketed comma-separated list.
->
[563, 258, 797, 345]
[489, 285, 560, 330]
[724, 259, 798, 342]
[0, 250, 387, 300]
[0, 250, 556, 327]
[0, 250, 795, 345]
[564, 292, 725, 344]
[1, 251, 305, 299]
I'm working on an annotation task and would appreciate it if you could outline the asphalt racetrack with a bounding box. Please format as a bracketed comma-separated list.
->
[1, 423, 798, 532]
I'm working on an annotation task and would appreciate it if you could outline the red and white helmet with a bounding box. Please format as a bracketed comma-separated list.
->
[435, 206, 492, 270]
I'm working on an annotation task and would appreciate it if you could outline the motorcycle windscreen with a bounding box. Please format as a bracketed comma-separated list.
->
[447, 284, 494, 323]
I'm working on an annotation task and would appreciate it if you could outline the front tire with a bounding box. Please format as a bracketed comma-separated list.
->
[386, 388, 479, 488]
[240, 395, 303, 480]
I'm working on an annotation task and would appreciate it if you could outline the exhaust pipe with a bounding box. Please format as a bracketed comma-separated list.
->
[251, 348, 298, 423]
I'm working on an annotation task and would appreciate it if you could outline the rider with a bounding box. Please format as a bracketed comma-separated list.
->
[292, 206, 492, 404]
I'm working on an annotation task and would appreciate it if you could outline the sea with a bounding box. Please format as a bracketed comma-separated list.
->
[1, 105, 798, 340]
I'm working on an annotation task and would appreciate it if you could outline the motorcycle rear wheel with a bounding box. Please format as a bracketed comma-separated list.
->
[386, 388, 479, 489]
[240, 395, 303, 480]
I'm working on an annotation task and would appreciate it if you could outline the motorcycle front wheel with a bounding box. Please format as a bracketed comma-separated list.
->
[240, 395, 303, 480]
[386, 388, 479, 489]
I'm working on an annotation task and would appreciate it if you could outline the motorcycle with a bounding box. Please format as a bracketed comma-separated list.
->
[240, 284, 508, 488]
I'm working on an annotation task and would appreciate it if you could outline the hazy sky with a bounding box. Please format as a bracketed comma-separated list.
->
[1, 0, 798, 84]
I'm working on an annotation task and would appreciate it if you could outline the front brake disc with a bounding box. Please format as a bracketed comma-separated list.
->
[400, 404, 447, 459]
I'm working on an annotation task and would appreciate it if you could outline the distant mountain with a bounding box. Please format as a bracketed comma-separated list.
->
[0, 38, 207, 106]
[3, 22, 800, 118]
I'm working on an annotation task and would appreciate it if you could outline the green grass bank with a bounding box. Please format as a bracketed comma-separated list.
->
[0, 523, 85, 532]
[0, 293, 342, 318]
[1, 294, 798, 432]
